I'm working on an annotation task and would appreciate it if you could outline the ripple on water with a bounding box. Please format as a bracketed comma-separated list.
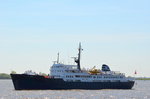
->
[0, 80, 150, 99]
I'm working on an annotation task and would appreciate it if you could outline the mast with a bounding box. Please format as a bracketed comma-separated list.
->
[75, 42, 82, 70]
[57, 52, 59, 63]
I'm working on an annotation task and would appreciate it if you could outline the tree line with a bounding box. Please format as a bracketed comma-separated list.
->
[0, 71, 16, 79]
[0, 73, 11, 79]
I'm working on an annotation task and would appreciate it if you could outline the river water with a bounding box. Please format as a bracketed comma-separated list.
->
[0, 80, 149, 99]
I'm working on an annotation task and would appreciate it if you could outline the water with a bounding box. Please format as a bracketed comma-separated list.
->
[0, 80, 150, 99]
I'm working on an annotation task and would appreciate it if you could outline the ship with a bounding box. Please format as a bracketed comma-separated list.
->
[11, 43, 135, 90]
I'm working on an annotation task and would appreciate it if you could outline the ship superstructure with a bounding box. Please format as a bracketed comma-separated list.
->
[50, 43, 133, 83]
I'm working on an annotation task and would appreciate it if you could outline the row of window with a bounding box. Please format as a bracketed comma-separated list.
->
[75, 75, 91, 78]
[51, 70, 64, 72]
[66, 75, 123, 79]
[51, 66, 63, 68]
[66, 75, 74, 78]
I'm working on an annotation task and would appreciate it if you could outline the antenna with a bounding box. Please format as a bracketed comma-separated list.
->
[57, 52, 59, 63]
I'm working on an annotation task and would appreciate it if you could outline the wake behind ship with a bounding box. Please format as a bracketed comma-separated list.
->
[11, 43, 135, 90]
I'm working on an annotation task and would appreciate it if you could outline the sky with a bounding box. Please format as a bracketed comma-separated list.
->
[0, 0, 150, 77]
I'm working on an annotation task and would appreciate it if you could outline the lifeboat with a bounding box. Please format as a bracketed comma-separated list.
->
[88, 66, 102, 74]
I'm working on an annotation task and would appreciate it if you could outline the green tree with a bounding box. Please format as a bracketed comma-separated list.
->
[0, 73, 11, 79]
[11, 71, 16, 74]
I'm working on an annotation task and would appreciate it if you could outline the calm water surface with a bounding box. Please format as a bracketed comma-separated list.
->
[0, 80, 150, 99]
